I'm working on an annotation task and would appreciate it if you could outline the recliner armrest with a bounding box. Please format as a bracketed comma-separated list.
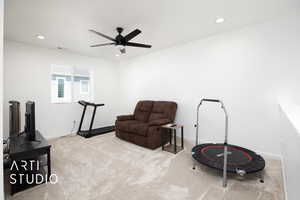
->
[117, 115, 135, 121]
[149, 118, 171, 126]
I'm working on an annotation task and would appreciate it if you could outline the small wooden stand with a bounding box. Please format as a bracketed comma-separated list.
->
[161, 124, 184, 154]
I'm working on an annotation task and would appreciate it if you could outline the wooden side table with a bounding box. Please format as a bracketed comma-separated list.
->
[161, 124, 184, 154]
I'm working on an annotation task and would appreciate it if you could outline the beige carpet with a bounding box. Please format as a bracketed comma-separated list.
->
[10, 132, 285, 200]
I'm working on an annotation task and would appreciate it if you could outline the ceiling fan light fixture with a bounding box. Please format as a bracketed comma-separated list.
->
[215, 18, 225, 24]
[116, 44, 125, 50]
[36, 34, 45, 40]
[116, 45, 126, 54]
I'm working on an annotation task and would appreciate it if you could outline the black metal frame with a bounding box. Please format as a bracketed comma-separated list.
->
[77, 101, 114, 138]
[161, 125, 184, 154]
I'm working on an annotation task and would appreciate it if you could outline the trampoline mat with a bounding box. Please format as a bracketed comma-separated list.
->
[192, 143, 265, 174]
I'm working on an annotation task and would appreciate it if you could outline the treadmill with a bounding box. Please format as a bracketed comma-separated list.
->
[77, 100, 115, 138]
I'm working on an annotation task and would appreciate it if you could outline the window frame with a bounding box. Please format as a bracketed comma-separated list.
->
[79, 79, 90, 94]
[50, 66, 93, 104]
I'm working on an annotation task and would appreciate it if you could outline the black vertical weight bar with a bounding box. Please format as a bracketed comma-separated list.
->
[181, 126, 184, 149]
[169, 129, 172, 145]
[47, 149, 51, 182]
[174, 129, 177, 153]
[161, 128, 164, 150]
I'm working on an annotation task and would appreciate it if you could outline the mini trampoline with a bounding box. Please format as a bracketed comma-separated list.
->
[192, 99, 266, 187]
[192, 143, 265, 174]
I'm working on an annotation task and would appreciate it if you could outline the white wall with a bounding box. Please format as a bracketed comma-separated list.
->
[118, 14, 300, 155]
[4, 41, 120, 139]
[0, 0, 4, 199]
[3, 13, 300, 157]
[279, 102, 300, 200]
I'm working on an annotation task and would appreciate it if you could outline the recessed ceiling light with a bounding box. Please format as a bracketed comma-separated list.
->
[115, 54, 120, 57]
[215, 18, 225, 24]
[36, 34, 45, 40]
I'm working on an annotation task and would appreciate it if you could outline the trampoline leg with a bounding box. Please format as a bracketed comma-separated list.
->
[192, 155, 196, 170]
[258, 171, 265, 183]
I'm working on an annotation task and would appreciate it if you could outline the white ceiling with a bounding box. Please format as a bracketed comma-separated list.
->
[4, 0, 300, 61]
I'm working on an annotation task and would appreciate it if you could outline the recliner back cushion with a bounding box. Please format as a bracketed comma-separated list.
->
[134, 101, 154, 122]
[148, 101, 177, 122]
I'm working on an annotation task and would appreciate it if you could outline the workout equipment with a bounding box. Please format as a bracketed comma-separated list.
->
[77, 101, 115, 138]
[9, 101, 21, 137]
[192, 98, 265, 187]
[25, 101, 36, 141]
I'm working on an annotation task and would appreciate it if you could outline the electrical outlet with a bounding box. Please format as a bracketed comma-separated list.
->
[70, 120, 76, 134]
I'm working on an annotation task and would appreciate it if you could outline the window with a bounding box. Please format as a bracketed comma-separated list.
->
[51, 74, 72, 103]
[51, 65, 93, 103]
[80, 80, 89, 94]
[73, 75, 91, 102]
[57, 78, 65, 98]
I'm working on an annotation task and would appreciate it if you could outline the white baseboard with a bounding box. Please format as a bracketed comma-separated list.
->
[257, 151, 281, 160]
[44, 132, 74, 140]
[280, 156, 289, 200]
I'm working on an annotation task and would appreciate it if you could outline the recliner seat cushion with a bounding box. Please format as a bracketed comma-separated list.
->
[134, 101, 153, 122]
[116, 120, 140, 132]
[129, 123, 149, 136]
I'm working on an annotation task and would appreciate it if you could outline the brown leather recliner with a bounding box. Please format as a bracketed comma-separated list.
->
[115, 101, 177, 149]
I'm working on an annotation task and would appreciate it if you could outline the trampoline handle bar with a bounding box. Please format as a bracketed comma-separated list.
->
[202, 98, 220, 103]
[198, 98, 227, 112]
[195, 97, 229, 187]
[195, 98, 229, 144]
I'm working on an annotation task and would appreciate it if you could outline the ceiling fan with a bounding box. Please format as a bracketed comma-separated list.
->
[89, 27, 152, 54]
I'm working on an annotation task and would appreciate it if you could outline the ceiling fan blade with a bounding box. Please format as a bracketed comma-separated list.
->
[125, 42, 151, 48]
[90, 43, 115, 47]
[89, 29, 115, 42]
[124, 29, 141, 41]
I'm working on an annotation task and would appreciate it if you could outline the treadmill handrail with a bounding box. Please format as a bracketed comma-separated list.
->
[94, 103, 105, 107]
[78, 100, 104, 107]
